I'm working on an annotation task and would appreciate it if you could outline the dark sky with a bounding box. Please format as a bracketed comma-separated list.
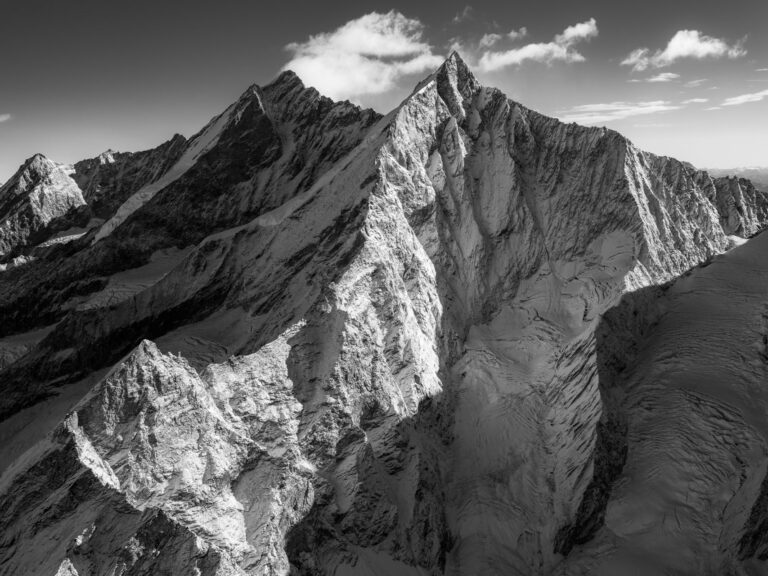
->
[1, 0, 766, 181]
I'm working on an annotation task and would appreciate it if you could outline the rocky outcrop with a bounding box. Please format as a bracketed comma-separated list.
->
[0, 154, 87, 259]
[2, 52, 768, 576]
[715, 176, 768, 236]
[0, 339, 304, 575]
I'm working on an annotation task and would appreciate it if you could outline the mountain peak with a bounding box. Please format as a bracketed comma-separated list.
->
[22, 153, 54, 171]
[1, 154, 56, 193]
[269, 69, 305, 92]
[6, 35, 768, 576]
[441, 50, 473, 77]
[435, 51, 480, 119]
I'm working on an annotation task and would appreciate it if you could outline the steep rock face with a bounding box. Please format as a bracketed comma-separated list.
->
[343, 53, 739, 575]
[72, 135, 188, 220]
[2, 53, 768, 576]
[0, 154, 86, 259]
[0, 340, 301, 575]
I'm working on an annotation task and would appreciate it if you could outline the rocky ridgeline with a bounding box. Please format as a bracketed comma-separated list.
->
[1, 53, 768, 576]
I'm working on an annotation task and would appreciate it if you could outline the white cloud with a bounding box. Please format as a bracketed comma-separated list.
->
[681, 98, 709, 104]
[0, 114, 10, 123]
[721, 89, 768, 106]
[756, 68, 768, 72]
[283, 11, 443, 101]
[453, 6, 473, 24]
[622, 30, 746, 71]
[629, 72, 680, 83]
[685, 78, 708, 88]
[556, 100, 682, 124]
[508, 27, 528, 41]
[478, 27, 529, 50]
[555, 19, 598, 46]
[479, 33, 502, 48]
[479, 18, 597, 72]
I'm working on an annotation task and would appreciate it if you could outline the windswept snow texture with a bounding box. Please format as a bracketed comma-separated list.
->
[1, 53, 768, 576]
[558, 232, 768, 576]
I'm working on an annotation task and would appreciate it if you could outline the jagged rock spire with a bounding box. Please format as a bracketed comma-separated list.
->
[434, 51, 480, 119]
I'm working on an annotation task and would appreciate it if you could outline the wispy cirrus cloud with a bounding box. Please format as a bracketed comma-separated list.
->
[681, 98, 709, 104]
[647, 72, 680, 82]
[629, 72, 680, 83]
[721, 89, 768, 106]
[622, 30, 746, 72]
[453, 6, 473, 24]
[478, 18, 597, 72]
[556, 100, 682, 124]
[282, 11, 442, 101]
[685, 78, 708, 88]
[756, 68, 768, 72]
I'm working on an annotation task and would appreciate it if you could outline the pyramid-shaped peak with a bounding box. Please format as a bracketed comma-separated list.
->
[23, 153, 54, 170]
[435, 51, 480, 118]
[1, 153, 56, 191]
[440, 51, 474, 76]
[264, 69, 306, 94]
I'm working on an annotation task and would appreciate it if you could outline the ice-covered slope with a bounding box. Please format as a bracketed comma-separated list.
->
[1, 53, 768, 576]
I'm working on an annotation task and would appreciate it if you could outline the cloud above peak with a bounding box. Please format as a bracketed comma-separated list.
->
[478, 18, 598, 72]
[555, 19, 598, 47]
[479, 27, 527, 49]
[283, 11, 442, 101]
[453, 6, 473, 24]
[622, 30, 746, 71]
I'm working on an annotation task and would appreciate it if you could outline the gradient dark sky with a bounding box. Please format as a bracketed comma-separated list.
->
[1, 0, 766, 181]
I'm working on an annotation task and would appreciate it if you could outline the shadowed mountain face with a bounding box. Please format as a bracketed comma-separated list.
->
[1, 53, 768, 576]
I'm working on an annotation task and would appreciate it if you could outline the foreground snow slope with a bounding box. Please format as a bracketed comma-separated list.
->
[1, 53, 768, 576]
[559, 231, 768, 576]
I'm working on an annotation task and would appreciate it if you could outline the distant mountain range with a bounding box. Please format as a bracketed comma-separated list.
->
[707, 167, 768, 191]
